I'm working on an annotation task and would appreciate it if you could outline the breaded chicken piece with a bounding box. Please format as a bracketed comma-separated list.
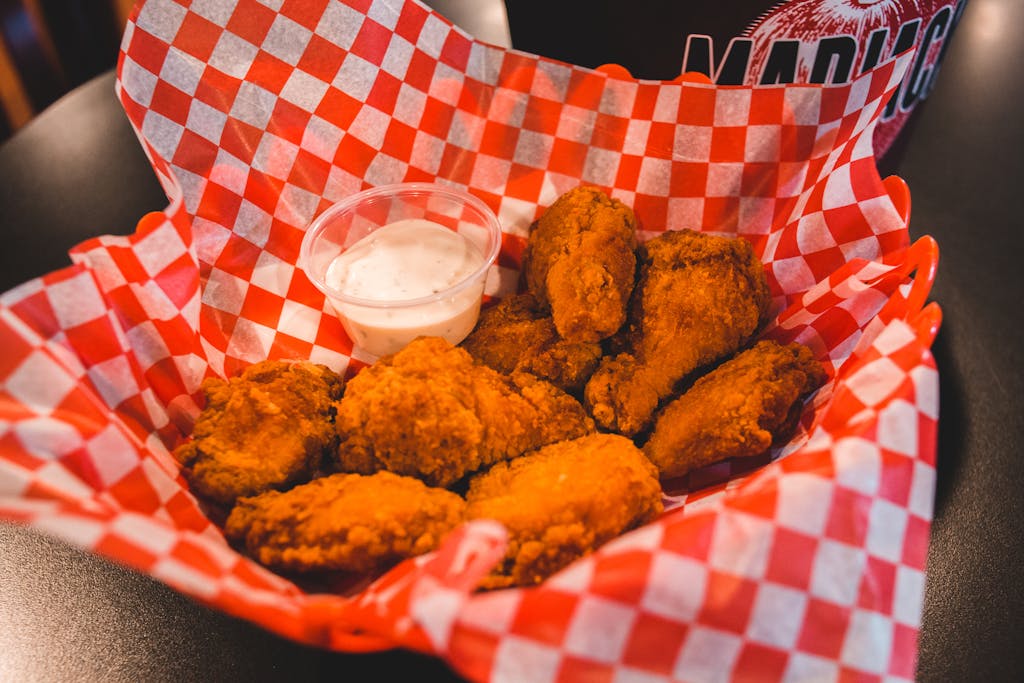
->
[460, 293, 603, 394]
[174, 360, 342, 505]
[466, 433, 663, 589]
[224, 471, 465, 573]
[584, 230, 771, 436]
[522, 186, 637, 343]
[334, 336, 595, 488]
[644, 340, 827, 479]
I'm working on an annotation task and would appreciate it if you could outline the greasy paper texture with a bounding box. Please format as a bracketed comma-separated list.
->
[0, 1, 939, 682]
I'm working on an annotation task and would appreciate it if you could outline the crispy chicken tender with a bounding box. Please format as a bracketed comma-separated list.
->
[584, 230, 771, 437]
[174, 360, 342, 505]
[644, 340, 827, 479]
[460, 293, 604, 394]
[224, 471, 465, 573]
[334, 336, 595, 488]
[522, 186, 637, 343]
[466, 433, 663, 589]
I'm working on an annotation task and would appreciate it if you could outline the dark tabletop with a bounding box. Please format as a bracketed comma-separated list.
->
[2, 0, 1022, 681]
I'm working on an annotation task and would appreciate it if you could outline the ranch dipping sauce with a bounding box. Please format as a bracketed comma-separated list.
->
[324, 218, 487, 356]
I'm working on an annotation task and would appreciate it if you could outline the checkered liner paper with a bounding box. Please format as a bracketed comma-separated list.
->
[0, 1, 942, 681]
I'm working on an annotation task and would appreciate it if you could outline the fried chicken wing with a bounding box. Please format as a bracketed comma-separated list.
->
[174, 360, 342, 505]
[460, 293, 603, 394]
[466, 433, 663, 589]
[522, 186, 637, 343]
[334, 336, 595, 487]
[224, 471, 465, 573]
[584, 229, 771, 436]
[643, 340, 826, 479]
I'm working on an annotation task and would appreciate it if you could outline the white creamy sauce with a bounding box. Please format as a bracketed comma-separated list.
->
[324, 218, 486, 356]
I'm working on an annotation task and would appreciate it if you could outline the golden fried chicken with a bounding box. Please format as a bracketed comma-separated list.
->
[584, 229, 771, 437]
[522, 186, 637, 343]
[224, 471, 465, 573]
[460, 293, 603, 394]
[334, 336, 595, 488]
[466, 433, 663, 589]
[643, 340, 827, 479]
[174, 360, 342, 505]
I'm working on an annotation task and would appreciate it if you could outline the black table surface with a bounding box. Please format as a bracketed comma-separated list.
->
[2, 0, 1022, 680]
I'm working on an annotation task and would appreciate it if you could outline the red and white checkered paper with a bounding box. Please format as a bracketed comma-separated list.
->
[0, 1, 942, 681]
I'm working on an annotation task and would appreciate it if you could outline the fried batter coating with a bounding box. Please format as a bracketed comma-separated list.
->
[174, 360, 343, 505]
[522, 186, 637, 343]
[334, 336, 595, 487]
[466, 433, 663, 589]
[584, 229, 771, 436]
[224, 471, 465, 573]
[644, 340, 827, 479]
[460, 293, 604, 394]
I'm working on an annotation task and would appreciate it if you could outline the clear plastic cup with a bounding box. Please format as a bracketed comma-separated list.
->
[299, 183, 502, 359]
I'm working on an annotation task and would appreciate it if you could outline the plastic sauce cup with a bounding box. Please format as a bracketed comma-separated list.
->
[299, 183, 502, 358]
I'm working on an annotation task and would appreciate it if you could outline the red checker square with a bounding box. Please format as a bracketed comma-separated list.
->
[646, 121, 676, 154]
[678, 86, 716, 126]
[266, 220, 305, 264]
[165, 491, 211, 531]
[106, 466, 163, 516]
[315, 88, 362, 130]
[239, 286, 286, 330]
[268, 331, 315, 361]
[698, 571, 758, 634]
[837, 666, 883, 683]
[589, 112, 629, 151]
[226, 0, 277, 45]
[614, 155, 644, 192]
[288, 149, 333, 195]
[7, 292, 58, 352]
[709, 126, 747, 163]
[564, 69, 605, 110]
[748, 88, 785, 125]
[394, 0, 429, 42]
[438, 144, 475, 187]
[150, 80, 193, 123]
[196, 179, 244, 225]
[622, 611, 689, 675]
[296, 33, 347, 82]
[630, 83, 660, 120]
[173, 127, 220, 177]
[58, 387, 113, 429]
[60, 448, 103, 490]
[175, 11, 223, 62]
[857, 555, 897, 613]
[824, 205, 874, 242]
[547, 138, 588, 177]
[505, 163, 545, 202]
[279, 0, 329, 31]
[145, 358, 194, 405]
[1, 432, 44, 470]
[588, 550, 652, 604]
[797, 597, 851, 658]
[215, 235, 263, 280]
[901, 514, 930, 570]
[316, 320, 352, 358]
[195, 65, 242, 110]
[702, 196, 741, 230]
[521, 96, 562, 133]
[440, 31, 472, 71]
[803, 247, 848, 283]
[780, 125, 819, 162]
[825, 486, 870, 547]
[741, 163, 781, 198]
[381, 119, 418, 161]
[555, 656, 614, 683]
[888, 622, 919, 679]
[633, 194, 668, 231]
[669, 161, 708, 197]
[351, 18, 392, 66]
[447, 624, 501, 683]
[497, 233, 527, 271]
[332, 134, 378, 181]
[402, 166, 434, 183]
[660, 511, 715, 561]
[65, 317, 123, 367]
[126, 25, 171, 77]
[246, 51, 292, 96]
[95, 532, 159, 570]
[418, 96, 455, 139]
[155, 253, 201, 310]
[218, 117, 262, 164]
[817, 88, 849, 127]
[171, 541, 225, 578]
[509, 589, 579, 646]
[878, 452, 913, 506]
[405, 49, 439, 93]
[268, 99, 314, 146]
[732, 642, 789, 683]
[366, 71, 402, 114]
[480, 120, 520, 159]
[765, 528, 818, 590]
[289, 266, 325, 303]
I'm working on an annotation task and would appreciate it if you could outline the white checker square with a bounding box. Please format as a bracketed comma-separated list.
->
[13, 416, 82, 459]
[408, 129, 443, 175]
[866, 498, 908, 563]
[513, 130, 553, 168]
[135, 223, 189, 277]
[582, 146, 619, 187]
[225, 318, 275, 363]
[209, 30, 260, 79]
[112, 514, 179, 556]
[542, 554, 595, 593]
[274, 183, 320, 227]
[253, 134, 300, 181]
[120, 57, 158, 107]
[782, 652, 839, 683]
[232, 81, 278, 128]
[471, 154, 512, 190]
[173, 166, 208, 215]
[85, 424, 139, 488]
[278, 300, 322, 343]
[381, 34, 414, 80]
[747, 582, 808, 649]
[189, 0, 234, 24]
[623, 119, 650, 156]
[713, 88, 752, 126]
[457, 590, 522, 635]
[672, 627, 742, 683]
[563, 596, 636, 663]
[907, 460, 936, 521]
[706, 162, 743, 198]
[738, 197, 775, 235]
[88, 355, 140, 410]
[877, 399, 919, 457]
[232, 199, 273, 250]
[910, 364, 939, 421]
[652, 87, 680, 123]
[843, 75, 871, 116]
[135, 0, 187, 42]
[641, 551, 707, 622]
[250, 251, 294, 297]
[125, 321, 172, 368]
[530, 63, 570, 101]
[602, 521, 665, 554]
[776, 472, 834, 536]
[280, 69, 330, 110]
[845, 357, 906, 409]
[34, 514, 106, 547]
[142, 113, 186, 173]
[34, 460, 95, 498]
[348, 104, 391, 150]
[301, 115, 345, 160]
[202, 268, 249, 316]
[392, 82, 427, 127]
[5, 351, 78, 414]
[745, 124, 782, 162]
[784, 88, 822, 126]
[556, 105, 596, 143]
[255, 0, 284, 10]
[0, 459, 29, 496]
[673, 124, 712, 161]
[666, 197, 705, 232]
[46, 272, 107, 328]
[159, 46, 205, 96]
[810, 539, 866, 606]
[637, 157, 672, 196]
[892, 565, 926, 626]
[491, 636, 562, 683]
[708, 510, 774, 579]
[152, 557, 220, 599]
[262, 14, 312, 66]
[489, 88, 526, 128]
[307, 345, 350, 375]
[838, 235, 884, 264]
[840, 609, 893, 674]
[363, 153, 409, 187]
[599, 78, 637, 116]
[209, 148, 251, 195]
[314, 1, 361, 49]
[822, 163, 856, 210]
